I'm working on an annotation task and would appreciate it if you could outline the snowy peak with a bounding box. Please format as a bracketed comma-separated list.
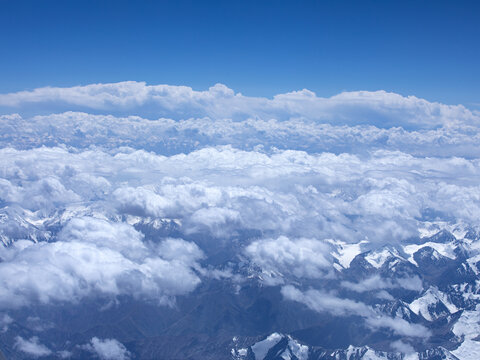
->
[414, 246, 451, 266]
[425, 230, 457, 244]
[0, 205, 52, 246]
[327, 239, 368, 269]
[232, 333, 308, 360]
[331, 345, 390, 360]
[451, 305, 480, 360]
[379, 300, 419, 322]
[364, 248, 401, 269]
[232, 334, 459, 360]
[464, 229, 480, 241]
[409, 286, 458, 321]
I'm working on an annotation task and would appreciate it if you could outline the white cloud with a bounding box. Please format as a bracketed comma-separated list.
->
[188, 207, 241, 236]
[281, 285, 430, 338]
[83, 337, 131, 360]
[245, 236, 333, 283]
[0, 218, 203, 308]
[59, 217, 148, 260]
[281, 285, 372, 317]
[0, 313, 12, 332]
[2, 110, 480, 158]
[14, 336, 52, 357]
[113, 186, 174, 218]
[390, 339, 416, 354]
[1, 146, 479, 246]
[341, 275, 423, 293]
[0, 82, 478, 129]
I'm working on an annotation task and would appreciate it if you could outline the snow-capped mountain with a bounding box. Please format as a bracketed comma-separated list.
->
[226, 228, 480, 360]
[2, 208, 480, 359]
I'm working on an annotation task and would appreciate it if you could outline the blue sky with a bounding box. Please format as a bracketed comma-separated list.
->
[1, 0, 479, 107]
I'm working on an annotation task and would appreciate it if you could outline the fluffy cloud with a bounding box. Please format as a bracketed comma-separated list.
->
[14, 336, 52, 357]
[113, 186, 174, 218]
[1, 146, 479, 247]
[83, 337, 131, 360]
[245, 236, 333, 283]
[2, 111, 480, 158]
[0, 82, 478, 129]
[0, 218, 203, 308]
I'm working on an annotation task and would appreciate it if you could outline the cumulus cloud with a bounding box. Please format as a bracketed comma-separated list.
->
[83, 337, 131, 360]
[113, 186, 174, 218]
[2, 110, 480, 158]
[281, 285, 429, 338]
[0, 82, 478, 129]
[2, 146, 479, 246]
[0, 217, 203, 308]
[245, 236, 333, 283]
[14, 336, 52, 357]
[0, 141, 478, 312]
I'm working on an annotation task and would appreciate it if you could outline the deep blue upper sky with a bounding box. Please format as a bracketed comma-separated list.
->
[1, 0, 479, 107]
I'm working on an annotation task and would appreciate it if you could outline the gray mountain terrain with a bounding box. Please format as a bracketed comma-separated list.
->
[1, 210, 480, 359]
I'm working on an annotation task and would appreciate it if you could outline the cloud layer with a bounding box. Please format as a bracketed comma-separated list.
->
[1, 82, 478, 130]
[0, 145, 478, 316]
[0, 217, 203, 308]
[2, 111, 480, 159]
[1, 146, 479, 242]
[1, 82, 479, 353]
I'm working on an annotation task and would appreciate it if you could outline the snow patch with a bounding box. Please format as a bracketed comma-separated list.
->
[286, 337, 308, 360]
[409, 287, 458, 321]
[328, 239, 368, 268]
[251, 333, 283, 360]
[452, 305, 480, 360]
[403, 241, 456, 266]
[365, 248, 399, 269]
